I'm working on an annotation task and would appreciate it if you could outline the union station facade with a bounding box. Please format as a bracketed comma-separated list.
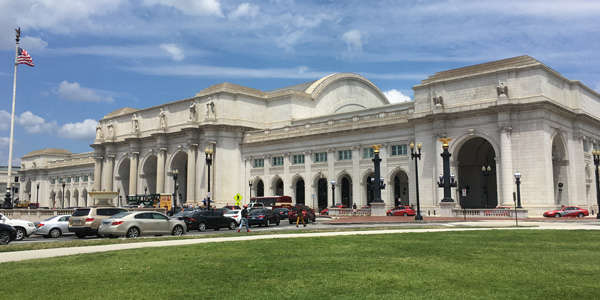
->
[15, 56, 600, 216]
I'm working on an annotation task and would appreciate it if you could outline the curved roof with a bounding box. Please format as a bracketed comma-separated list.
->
[306, 73, 390, 104]
[23, 148, 73, 158]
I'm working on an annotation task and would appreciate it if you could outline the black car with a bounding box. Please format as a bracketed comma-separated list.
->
[0, 223, 17, 245]
[248, 209, 280, 227]
[183, 210, 237, 231]
[273, 208, 290, 220]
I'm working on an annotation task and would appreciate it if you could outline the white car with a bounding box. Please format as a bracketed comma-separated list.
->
[223, 210, 241, 224]
[36, 215, 74, 238]
[0, 213, 36, 241]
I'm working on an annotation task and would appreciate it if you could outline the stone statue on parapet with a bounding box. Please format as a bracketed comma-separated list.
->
[433, 92, 444, 107]
[158, 108, 166, 128]
[189, 102, 196, 122]
[206, 97, 215, 119]
[132, 114, 139, 133]
[95, 123, 103, 140]
[496, 82, 509, 97]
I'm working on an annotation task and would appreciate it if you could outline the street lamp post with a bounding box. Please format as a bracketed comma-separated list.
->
[437, 138, 457, 202]
[409, 141, 423, 221]
[36, 183, 39, 207]
[482, 165, 491, 208]
[331, 180, 336, 206]
[592, 150, 600, 219]
[62, 182, 65, 208]
[249, 181, 253, 200]
[371, 145, 384, 203]
[205, 147, 213, 210]
[172, 169, 178, 211]
[117, 187, 121, 207]
[514, 172, 522, 208]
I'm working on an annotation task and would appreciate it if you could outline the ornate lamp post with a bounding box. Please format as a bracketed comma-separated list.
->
[592, 150, 600, 219]
[371, 145, 384, 203]
[62, 182, 65, 208]
[409, 141, 423, 220]
[172, 169, 178, 210]
[514, 172, 522, 208]
[205, 147, 213, 210]
[331, 180, 336, 206]
[249, 181, 253, 200]
[482, 165, 491, 208]
[36, 183, 39, 207]
[437, 138, 457, 202]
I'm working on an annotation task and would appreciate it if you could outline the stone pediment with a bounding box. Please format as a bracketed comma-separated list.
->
[104, 107, 140, 118]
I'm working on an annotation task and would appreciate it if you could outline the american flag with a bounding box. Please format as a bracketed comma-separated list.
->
[17, 47, 34, 67]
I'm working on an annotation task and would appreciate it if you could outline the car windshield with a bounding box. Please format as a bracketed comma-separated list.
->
[111, 212, 133, 218]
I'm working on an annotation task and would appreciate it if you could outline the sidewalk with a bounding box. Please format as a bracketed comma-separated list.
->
[1, 217, 599, 264]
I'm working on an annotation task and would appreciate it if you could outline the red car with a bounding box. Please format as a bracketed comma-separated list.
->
[543, 206, 589, 218]
[386, 206, 416, 216]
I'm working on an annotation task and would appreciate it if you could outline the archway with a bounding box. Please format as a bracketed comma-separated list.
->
[456, 137, 497, 208]
[295, 178, 305, 205]
[82, 188, 88, 207]
[365, 173, 374, 206]
[341, 175, 352, 207]
[66, 190, 71, 208]
[170, 151, 188, 203]
[552, 134, 569, 205]
[256, 180, 264, 197]
[392, 170, 409, 206]
[117, 157, 131, 200]
[275, 179, 284, 196]
[73, 189, 79, 208]
[142, 155, 158, 194]
[317, 178, 328, 211]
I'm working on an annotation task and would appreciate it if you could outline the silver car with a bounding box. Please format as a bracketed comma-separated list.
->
[98, 211, 186, 238]
[36, 215, 74, 238]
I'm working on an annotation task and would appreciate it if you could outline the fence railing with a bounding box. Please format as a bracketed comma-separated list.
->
[452, 208, 528, 218]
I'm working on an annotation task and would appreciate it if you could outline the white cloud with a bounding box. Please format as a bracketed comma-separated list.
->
[0, 111, 11, 131]
[384, 89, 412, 103]
[56, 81, 114, 103]
[57, 119, 98, 140]
[228, 3, 260, 20]
[16, 111, 56, 134]
[142, 0, 224, 17]
[160, 44, 184, 61]
[341, 30, 365, 60]
[0, 137, 10, 147]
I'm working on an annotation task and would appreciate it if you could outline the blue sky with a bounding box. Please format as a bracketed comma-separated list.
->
[1, 0, 600, 167]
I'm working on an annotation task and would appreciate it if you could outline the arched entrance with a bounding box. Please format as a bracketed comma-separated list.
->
[295, 178, 305, 205]
[170, 151, 188, 203]
[366, 173, 374, 206]
[73, 189, 79, 207]
[142, 155, 158, 194]
[552, 134, 569, 205]
[256, 180, 264, 197]
[341, 175, 352, 207]
[456, 137, 497, 208]
[272, 177, 284, 196]
[317, 178, 328, 211]
[392, 170, 409, 206]
[117, 158, 130, 200]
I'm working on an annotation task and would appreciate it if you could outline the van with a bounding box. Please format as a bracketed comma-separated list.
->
[68, 207, 127, 238]
[250, 196, 292, 210]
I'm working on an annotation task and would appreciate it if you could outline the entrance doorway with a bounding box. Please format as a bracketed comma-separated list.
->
[456, 137, 497, 208]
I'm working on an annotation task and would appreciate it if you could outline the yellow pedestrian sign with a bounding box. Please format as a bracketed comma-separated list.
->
[234, 193, 243, 206]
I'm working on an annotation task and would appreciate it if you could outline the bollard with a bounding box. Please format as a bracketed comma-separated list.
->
[428, 210, 430, 216]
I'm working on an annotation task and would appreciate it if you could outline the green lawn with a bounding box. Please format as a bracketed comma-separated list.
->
[2, 230, 599, 299]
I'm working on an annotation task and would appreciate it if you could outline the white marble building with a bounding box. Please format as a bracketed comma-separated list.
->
[16, 56, 600, 216]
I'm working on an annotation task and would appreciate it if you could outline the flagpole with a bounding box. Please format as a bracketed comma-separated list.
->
[4, 28, 20, 208]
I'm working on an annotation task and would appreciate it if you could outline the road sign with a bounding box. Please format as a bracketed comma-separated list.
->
[234, 193, 243, 201]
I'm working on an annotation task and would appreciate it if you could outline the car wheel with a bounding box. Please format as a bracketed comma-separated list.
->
[49, 228, 62, 238]
[578, 213, 584, 218]
[0, 231, 11, 245]
[198, 223, 206, 232]
[126, 227, 140, 238]
[387, 212, 392, 216]
[276, 219, 280, 226]
[14, 227, 26, 241]
[289, 220, 293, 224]
[172, 225, 184, 236]
[228, 221, 236, 230]
[76, 232, 86, 239]
[554, 213, 561, 218]
[323, 212, 328, 215]
[403, 213, 408, 217]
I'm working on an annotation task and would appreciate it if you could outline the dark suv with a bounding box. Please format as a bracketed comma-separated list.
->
[69, 207, 127, 238]
[0, 223, 17, 245]
[288, 206, 316, 224]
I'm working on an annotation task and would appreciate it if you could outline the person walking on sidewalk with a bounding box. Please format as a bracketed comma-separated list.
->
[238, 205, 250, 233]
[352, 203, 357, 216]
[296, 204, 306, 227]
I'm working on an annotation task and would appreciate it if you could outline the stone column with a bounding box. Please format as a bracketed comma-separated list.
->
[129, 152, 139, 196]
[327, 148, 335, 206]
[156, 148, 166, 194]
[94, 156, 103, 191]
[499, 126, 514, 206]
[187, 144, 197, 203]
[104, 155, 115, 191]
[283, 153, 290, 197]
[304, 151, 313, 208]
[351, 146, 361, 206]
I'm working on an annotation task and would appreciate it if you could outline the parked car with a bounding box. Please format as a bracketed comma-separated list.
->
[223, 210, 242, 224]
[273, 207, 290, 220]
[320, 204, 345, 215]
[0, 213, 36, 241]
[68, 207, 128, 238]
[36, 215, 74, 238]
[215, 207, 231, 214]
[248, 209, 280, 227]
[248, 202, 265, 211]
[99, 211, 186, 238]
[223, 205, 241, 210]
[183, 210, 238, 231]
[386, 206, 416, 216]
[288, 206, 316, 224]
[0, 223, 17, 245]
[543, 206, 589, 218]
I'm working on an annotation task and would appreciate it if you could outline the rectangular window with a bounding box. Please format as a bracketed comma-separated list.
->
[67, 177, 72, 183]
[338, 150, 352, 161]
[83, 175, 88, 182]
[391, 144, 408, 156]
[51, 178, 56, 184]
[272, 156, 284, 166]
[75, 176, 80, 183]
[314, 152, 327, 163]
[292, 154, 305, 164]
[253, 158, 264, 168]
[363, 148, 374, 159]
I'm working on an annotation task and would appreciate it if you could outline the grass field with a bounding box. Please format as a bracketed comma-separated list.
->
[1, 230, 599, 299]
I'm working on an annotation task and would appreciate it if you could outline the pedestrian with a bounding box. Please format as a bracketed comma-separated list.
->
[296, 204, 306, 227]
[352, 203, 357, 216]
[238, 205, 250, 233]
